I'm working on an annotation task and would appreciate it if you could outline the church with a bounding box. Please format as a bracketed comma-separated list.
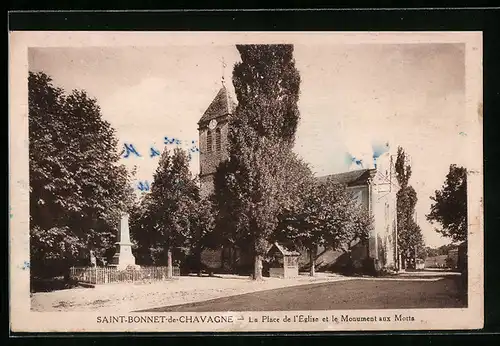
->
[197, 85, 399, 274]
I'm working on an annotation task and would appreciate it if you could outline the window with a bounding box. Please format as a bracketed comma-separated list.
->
[207, 130, 213, 153]
[215, 128, 221, 152]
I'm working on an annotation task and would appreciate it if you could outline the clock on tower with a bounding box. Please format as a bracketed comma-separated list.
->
[208, 119, 218, 130]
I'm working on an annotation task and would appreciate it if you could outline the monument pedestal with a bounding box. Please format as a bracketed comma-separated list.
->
[109, 213, 139, 270]
[111, 242, 139, 270]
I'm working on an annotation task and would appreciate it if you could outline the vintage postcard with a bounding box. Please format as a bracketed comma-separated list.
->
[9, 31, 483, 332]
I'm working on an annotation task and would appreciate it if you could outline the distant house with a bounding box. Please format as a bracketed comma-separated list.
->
[424, 255, 448, 268]
[198, 86, 398, 274]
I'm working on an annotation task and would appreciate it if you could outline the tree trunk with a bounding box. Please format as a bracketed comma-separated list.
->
[197, 247, 203, 277]
[167, 248, 173, 278]
[309, 246, 316, 277]
[253, 254, 263, 280]
[347, 250, 353, 275]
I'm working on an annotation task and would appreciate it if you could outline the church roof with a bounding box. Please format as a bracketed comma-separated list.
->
[316, 169, 376, 187]
[198, 86, 237, 125]
[268, 243, 301, 256]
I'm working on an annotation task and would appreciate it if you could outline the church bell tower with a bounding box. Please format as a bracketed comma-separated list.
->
[198, 85, 236, 197]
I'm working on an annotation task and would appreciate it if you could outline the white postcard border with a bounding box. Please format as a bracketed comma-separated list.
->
[9, 31, 483, 332]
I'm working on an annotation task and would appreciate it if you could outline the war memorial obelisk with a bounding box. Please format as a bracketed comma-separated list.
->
[110, 213, 138, 270]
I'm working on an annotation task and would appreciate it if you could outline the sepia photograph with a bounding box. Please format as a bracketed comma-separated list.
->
[9, 31, 483, 332]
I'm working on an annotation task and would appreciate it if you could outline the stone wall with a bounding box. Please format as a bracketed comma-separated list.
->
[199, 119, 230, 177]
[199, 118, 230, 198]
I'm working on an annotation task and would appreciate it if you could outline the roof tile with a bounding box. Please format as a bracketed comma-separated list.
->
[198, 86, 237, 125]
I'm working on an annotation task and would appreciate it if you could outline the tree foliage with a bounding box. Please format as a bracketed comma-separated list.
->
[426, 164, 468, 243]
[395, 146, 425, 266]
[275, 176, 373, 275]
[336, 200, 373, 255]
[130, 148, 199, 265]
[187, 196, 218, 272]
[395, 146, 412, 188]
[425, 243, 459, 258]
[232, 44, 301, 144]
[29, 71, 135, 277]
[213, 44, 302, 279]
[405, 219, 426, 260]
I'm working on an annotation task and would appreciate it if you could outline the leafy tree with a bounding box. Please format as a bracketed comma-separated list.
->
[423, 246, 436, 258]
[424, 243, 460, 259]
[129, 193, 157, 265]
[213, 44, 302, 280]
[232, 44, 301, 144]
[395, 146, 412, 188]
[130, 147, 198, 277]
[231, 139, 297, 279]
[274, 176, 371, 277]
[395, 146, 425, 268]
[213, 159, 249, 253]
[426, 164, 468, 243]
[336, 200, 373, 264]
[274, 177, 325, 276]
[406, 220, 426, 261]
[187, 197, 217, 275]
[29, 71, 135, 279]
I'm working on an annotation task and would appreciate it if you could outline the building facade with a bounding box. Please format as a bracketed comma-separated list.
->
[315, 158, 399, 270]
[198, 87, 399, 273]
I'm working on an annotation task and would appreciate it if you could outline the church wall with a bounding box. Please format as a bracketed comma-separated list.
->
[199, 120, 230, 177]
[199, 119, 230, 198]
[344, 173, 398, 269]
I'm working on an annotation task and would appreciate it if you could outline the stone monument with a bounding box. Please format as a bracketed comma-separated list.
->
[110, 213, 138, 270]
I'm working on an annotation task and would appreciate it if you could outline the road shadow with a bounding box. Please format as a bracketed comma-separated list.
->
[137, 275, 467, 312]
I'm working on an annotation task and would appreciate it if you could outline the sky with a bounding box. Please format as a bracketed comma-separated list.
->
[28, 43, 468, 248]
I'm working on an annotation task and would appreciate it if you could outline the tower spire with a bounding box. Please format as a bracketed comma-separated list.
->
[220, 57, 227, 87]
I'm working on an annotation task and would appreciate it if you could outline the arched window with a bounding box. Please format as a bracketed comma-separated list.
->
[215, 128, 221, 152]
[207, 130, 213, 153]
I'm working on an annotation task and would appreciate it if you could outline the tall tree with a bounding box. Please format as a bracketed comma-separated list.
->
[29, 71, 135, 279]
[214, 44, 302, 280]
[405, 219, 426, 261]
[426, 165, 468, 243]
[129, 193, 157, 265]
[132, 147, 198, 277]
[395, 146, 424, 269]
[232, 44, 301, 144]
